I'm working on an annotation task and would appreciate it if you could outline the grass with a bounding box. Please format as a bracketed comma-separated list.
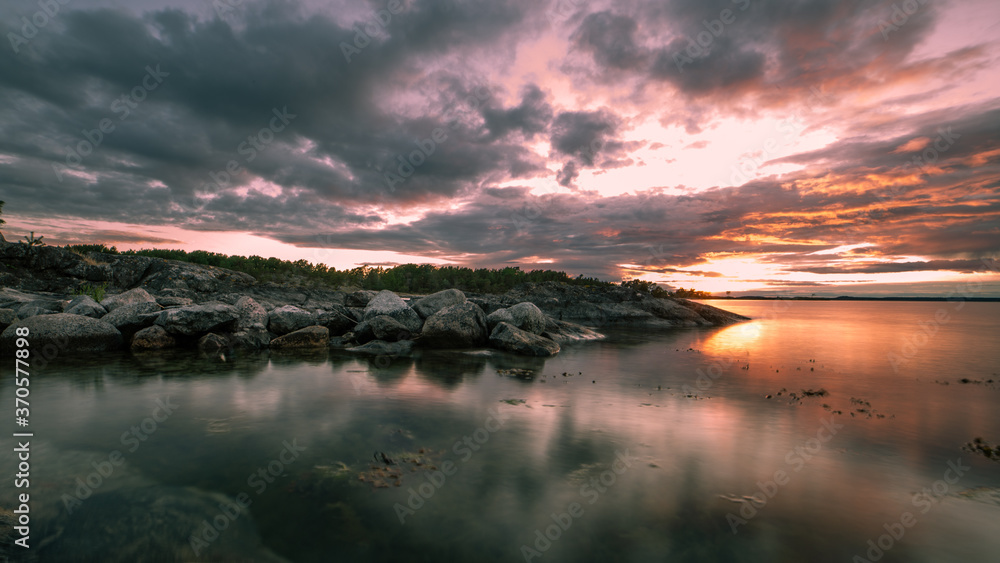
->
[73, 282, 108, 302]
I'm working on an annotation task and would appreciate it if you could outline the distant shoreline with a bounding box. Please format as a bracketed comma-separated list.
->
[698, 296, 1000, 302]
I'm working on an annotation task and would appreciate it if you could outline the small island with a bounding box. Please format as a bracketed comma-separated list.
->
[0, 241, 747, 359]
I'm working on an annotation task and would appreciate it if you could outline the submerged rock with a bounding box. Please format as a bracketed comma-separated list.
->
[488, 322, 560, 357]
[270, 325, 330, 349]
[346, 339, 414, 357]
[130, 325, 176, 351]
[34, 485, 288, 563]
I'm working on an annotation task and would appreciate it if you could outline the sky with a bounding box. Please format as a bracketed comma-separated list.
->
[1, 0, 999, 296]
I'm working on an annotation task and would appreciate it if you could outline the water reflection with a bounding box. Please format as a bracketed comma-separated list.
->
[2, 303, 999, 562]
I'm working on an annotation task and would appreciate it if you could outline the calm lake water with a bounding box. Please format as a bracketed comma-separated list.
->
[3, 301, 999, 562]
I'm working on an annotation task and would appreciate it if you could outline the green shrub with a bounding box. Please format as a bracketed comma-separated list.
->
[74, 282, 108, 302]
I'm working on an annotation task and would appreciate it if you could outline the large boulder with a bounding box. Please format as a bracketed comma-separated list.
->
[345, 290, 378, 307]
[64, 295, 107, 318]
[485, 308, 515, 332]
[420, 302, 487, 348]
[508, 302, 547, 334]
[100, 288, 156, 313]
[488, 322, 560, 357]
[411, 289, 466, 318]
[345, 339, 414, 357]
[315, 306, 357, 336]
[1, 313, 123, 354]
[344, 319, 376, 345]
[270, 325, 329, 349]
[130, 325, 176, 351]
[101, 301, 162, 337]
[268, 305, 315, 335]
[155, 304, 238, 336]
[369, 315, 412, 341]
[362, 290, 422, 333]
[485, 302, 547, 335]
[234, 296, 268, 331]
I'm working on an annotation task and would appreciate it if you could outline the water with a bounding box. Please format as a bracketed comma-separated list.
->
[2, 301, 999, 562]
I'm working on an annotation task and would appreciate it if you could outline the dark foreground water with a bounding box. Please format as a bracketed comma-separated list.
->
[2, 301, 999, 562]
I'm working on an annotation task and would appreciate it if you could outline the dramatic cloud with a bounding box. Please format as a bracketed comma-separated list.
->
[0, 0, 997, 295]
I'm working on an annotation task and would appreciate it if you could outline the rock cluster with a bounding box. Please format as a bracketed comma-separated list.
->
[0, 241, 747, 360]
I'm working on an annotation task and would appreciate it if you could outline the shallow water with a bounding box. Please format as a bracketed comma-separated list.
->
[3, 301, 999, 562]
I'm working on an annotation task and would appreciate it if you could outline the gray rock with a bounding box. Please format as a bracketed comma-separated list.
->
[485, 307, 515, 332]
[156, 296, 194, 307]
[315, 306, 357, 336]
[345, 339, 414, 357]
[198, 333, 230, 355]
[411, 288, 466, 318]
[235, 296, 268, 331]
[0, 308, 16, 332]
[508, 302, 547, 334]
[362, 290, 422, 333]
[101, 287, 156, 313]
[488, 322, 560, 357]
[64, 295, 107, 318]
[345, 319, 375, 344]
[328, 336, 351, 349]
[268, 305, 315, 335]
[541, 318, 605, 344]
[231, 323, 271, 350]
[1, 313, 123, 354]
[130, 325, 176, 351]
[155, 304, 239, 336]
[420, 302, 487, 348]
[270, 325, 329, 349]
[16, 302, 58, 319]
[369, 315, 412, 341]
[101, 301, 163, 336]
[345, 290, 378, 307]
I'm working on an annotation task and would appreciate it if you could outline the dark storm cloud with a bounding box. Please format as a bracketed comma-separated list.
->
[549, 109, 641, 187]
[560, 0, 965, 125]
[0, 0, 551, 230]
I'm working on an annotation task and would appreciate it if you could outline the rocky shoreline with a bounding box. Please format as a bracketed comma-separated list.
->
[0, 242, 748, 359]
